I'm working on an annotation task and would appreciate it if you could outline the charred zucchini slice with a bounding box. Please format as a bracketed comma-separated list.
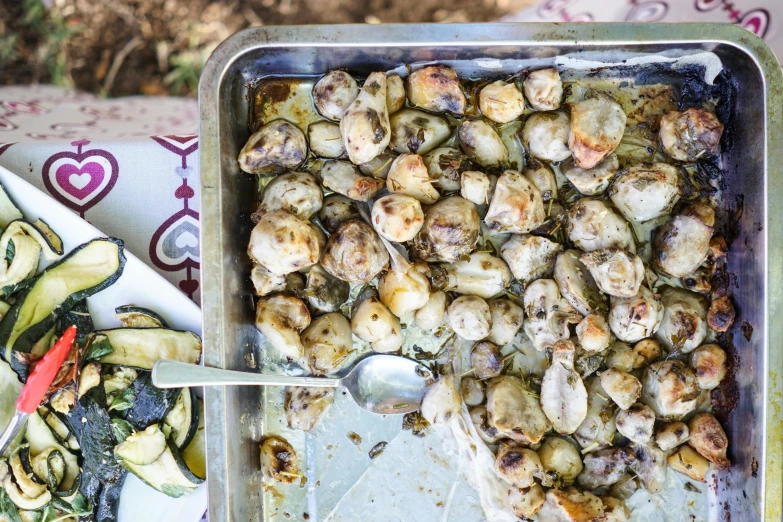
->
[9, 448, 47, 498]
[55, 299, 94, 346]
[23, 414, 80, 494]
[181, 398, 205, 480]
[95, 471, 126, 522]
[30, 448, 66, 491]
[0, 238, 125, 359]
[120, 372, 180, 430]
[1, 475, 51, 511]
[116, 439, 203, 498]
[80, 397, 124, 487]
[114, 424, 166, 465]
[114, 305, 168, 329]
[39, 408, 79, 451]
[165, 388, 198, 449]
[96, 328, 202, 369]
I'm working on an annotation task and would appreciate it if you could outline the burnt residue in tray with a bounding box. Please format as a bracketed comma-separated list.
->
[712, 331, 740, 423]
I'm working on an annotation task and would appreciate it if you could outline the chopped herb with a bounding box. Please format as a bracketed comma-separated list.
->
[107, 386, 136, 413]
[5, 240, 14, 263]
[402, 411, 430, 437]
[347, 432, 362, 447]
[0, 489, 22, 522]
[110, 418, 134, 443]
[82, 334, 113, 363]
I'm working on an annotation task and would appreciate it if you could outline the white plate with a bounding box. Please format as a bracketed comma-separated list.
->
[0, 166, 207, 522]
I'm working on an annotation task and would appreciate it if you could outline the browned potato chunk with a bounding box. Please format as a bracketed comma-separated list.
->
[479, 80, 526, 123]
[407, 65, 466, 115]
[260, 436, 299, 483]
[370, 194, 424, 243]
[508, 483, 546, 519]
[284, 387, 335, 432]
[688, 413, 730, 471]
[321, 220, 389, 283]
[248, 210, 323, 276]
[537, 488, 605, 522]
[659, 108, 723, 162]
[238, 120, 307, 175]
[312, 70, 358, 120]
[655, 421, 690, 451]
[411, 196, 480, 263]
[600, 369, 642, 410]
[255, 295, 311, 361]
[523, 68, 563, 111]
[668, 445, 710, 482]
[569, 96, 627, 169]
[386, 74, 406, 113]
[470, 341, 503, 380]
[689, 343, 728, 390]
[495, 445, 543, 488]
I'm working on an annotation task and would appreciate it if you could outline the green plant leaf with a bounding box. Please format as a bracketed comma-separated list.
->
[0, 488, 22, 522]
[6, 240, 14, 264]
[110, 417, 134, 444]
[160, 483, 193, 498]
[83, 334, 113, 363]
[108, 386, 135, 413]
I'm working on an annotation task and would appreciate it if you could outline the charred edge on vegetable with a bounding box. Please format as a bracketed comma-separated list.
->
[0, 238, 126, 358]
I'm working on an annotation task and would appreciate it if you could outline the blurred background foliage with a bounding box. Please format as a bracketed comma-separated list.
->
[0, 0, 536, 97]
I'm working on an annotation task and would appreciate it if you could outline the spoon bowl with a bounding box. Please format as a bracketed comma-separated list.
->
[152, 354, 431, 414]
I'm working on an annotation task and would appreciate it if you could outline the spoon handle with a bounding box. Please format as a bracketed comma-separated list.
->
[152, 360, 341, 389]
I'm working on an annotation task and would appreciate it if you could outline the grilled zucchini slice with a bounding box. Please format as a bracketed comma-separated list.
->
[96, 328, 201, 369]
[181, 398, 206, 480]
[1, 475, 51, 511]
[114, 305, 168, 329]
[116, 439, 204, 498]
[120, 372, 180, 430]
[164, 388, 198, 449]
[0, 238, 125, 360]
[114, 424, 166, 466]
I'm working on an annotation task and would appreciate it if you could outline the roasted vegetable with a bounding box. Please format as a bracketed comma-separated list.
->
[312, 71, 359, 121]
[0, 238, 125, 360]
[340, 72, 391, 164]
[238, 119, 307, 175]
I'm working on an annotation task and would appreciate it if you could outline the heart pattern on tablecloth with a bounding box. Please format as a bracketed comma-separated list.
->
[42, 143, 119, 216]
[151, 135, 198, 158]
[149, 209, 200, 271]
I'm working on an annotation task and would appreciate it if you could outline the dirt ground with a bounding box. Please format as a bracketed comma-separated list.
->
[0, 0, 538, 98]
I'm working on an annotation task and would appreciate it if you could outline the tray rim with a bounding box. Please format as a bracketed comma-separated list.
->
[198, 22, 783, 522]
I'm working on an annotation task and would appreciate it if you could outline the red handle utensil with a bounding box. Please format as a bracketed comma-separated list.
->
[0, 325, 77, 455]
[16, 325, 78, 414]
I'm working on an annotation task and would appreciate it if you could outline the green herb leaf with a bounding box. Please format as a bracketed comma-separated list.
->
[110, 418, 134, 443]
[1, 277, 36, 299]
[5, 240, 14, 264]
[69, 493, 89, 513]
[0, 489, 22, 522]
[108, 386, 136, 413]
[160, 484, 193, 498]
[83, 334, 113, 363]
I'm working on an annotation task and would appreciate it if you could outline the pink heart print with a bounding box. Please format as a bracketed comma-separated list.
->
[54, 161, 105, 201]
[41, 141, 119, 217]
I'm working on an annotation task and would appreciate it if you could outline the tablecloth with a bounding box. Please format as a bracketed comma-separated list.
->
[0, 3, 780, 521]
[0, 85, 201, 303]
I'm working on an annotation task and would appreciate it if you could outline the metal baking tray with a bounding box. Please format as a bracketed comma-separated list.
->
[198, 23, 783, 522]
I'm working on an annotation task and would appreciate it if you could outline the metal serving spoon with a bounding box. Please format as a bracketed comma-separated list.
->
[152, 355, 430, 415]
